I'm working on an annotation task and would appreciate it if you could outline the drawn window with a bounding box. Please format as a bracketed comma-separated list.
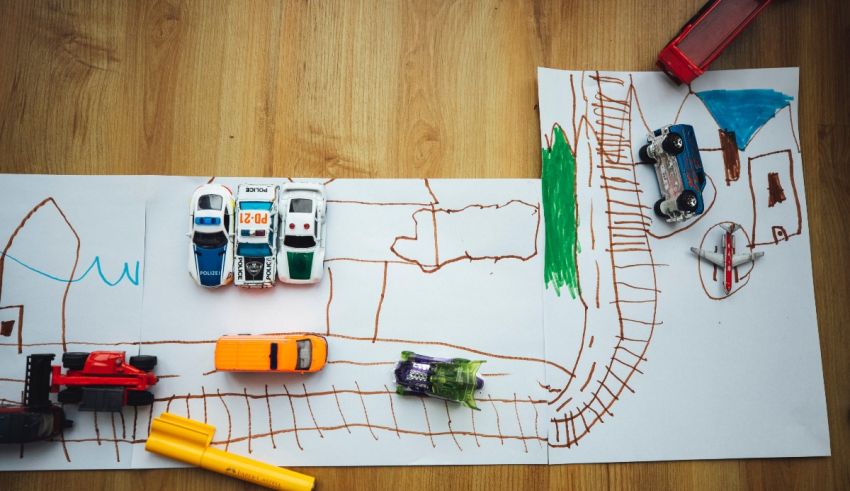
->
[290, 198, 313, 213]
[198, 194, 223, 211]
[0, 320, 13, 337]
[767, 172, 786, 207]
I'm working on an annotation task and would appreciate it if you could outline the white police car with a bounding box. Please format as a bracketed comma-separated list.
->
[277, 182, 327, 284]
[234, 184, 279, 288]
[187, 184, 234, 288]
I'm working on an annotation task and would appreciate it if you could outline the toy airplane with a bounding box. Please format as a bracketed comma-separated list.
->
[691, 223, 763, 293]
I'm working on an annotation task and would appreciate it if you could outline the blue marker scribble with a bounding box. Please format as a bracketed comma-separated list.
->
[1, 252, 140, 286]
[696, 89, 794, 151]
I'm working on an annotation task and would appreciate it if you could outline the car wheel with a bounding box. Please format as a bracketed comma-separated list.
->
[58, 387, 83, 404]
[129, 355, 157, 372]
[653, 199, 667, 218]
[126, 390, 155, 406]
[62, 352, 89, 371]
[677, 191, 699, 213]
[662, 132, 684, 155]
[638, 144, 655, 163]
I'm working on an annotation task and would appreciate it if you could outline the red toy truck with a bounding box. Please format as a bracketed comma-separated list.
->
[657, 0, 772, 84]
[0, 355, 71, 444]
[51, 351, 158, 412]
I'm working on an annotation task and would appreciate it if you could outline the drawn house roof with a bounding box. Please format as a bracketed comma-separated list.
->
[696, 89, 794, 150]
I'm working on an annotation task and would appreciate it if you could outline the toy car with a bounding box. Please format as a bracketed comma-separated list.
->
[657, 0, 773, 85]
[234, 184, 280, 288]
[393, 351, 484, 410]
[277, 182, 327, 284]
[51, 351, 158, 412]
[188, 184, 235, 288]
[214, 334, 328, 373]
[0, 354, 71, 444]
[638, 124, 707, 222]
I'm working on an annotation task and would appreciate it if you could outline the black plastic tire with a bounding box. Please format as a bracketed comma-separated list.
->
[638, 144, 655, 163]
[57, 387, 83, 404]
[61, 352, 89, 371]
[662, 132, 684, 155]
[126, 390, 155, 406]
[129, 355, 157, 371]
[653, 199, 666, 218]
[677, 191, 699, 213]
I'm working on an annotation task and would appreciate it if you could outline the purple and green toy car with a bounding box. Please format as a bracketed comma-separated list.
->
[393, 351, 484, 410]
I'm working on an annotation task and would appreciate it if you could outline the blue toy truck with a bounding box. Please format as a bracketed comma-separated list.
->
[638, 124, 707, 222]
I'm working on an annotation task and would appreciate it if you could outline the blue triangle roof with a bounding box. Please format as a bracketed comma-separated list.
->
[696, 89, 794, 150]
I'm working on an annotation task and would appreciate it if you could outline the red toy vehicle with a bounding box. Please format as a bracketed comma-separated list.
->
[657, 0, 772, 84]
[0, 355, 71, 444]
[51, 351, 159, 412]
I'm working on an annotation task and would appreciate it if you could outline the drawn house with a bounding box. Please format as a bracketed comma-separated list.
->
[747, 150, 802, 247]
[0, 198, 80, 352]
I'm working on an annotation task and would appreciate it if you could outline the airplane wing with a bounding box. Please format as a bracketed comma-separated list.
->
[690, 247, 725, 267]
[731, 251, 764, 267]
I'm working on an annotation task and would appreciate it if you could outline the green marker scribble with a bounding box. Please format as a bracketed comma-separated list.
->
[542, 124, 580, 298]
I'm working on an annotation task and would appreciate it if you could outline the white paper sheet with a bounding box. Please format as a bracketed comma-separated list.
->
[537, 67, 829, 462]
[0, 175, 147, 469]
[0, 176, 548, 469]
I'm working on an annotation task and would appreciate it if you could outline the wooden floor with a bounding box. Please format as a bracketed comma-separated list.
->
[1, 0, 848, 489]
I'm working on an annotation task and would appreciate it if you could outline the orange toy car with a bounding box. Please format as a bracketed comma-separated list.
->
[214, 334, 328, 373]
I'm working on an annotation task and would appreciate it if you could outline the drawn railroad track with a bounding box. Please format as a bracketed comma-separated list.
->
[550, 72, 661, 447]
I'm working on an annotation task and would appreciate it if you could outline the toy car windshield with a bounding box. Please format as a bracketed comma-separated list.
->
[237, 243, 273, 257]
[193, 231, 228, 249]
[290, 198, 313, 213]
[197, 194, 223, 210]
[284, 235, 316, 248]
[296, 340, 311, 371]
[394, 351, 484, 410]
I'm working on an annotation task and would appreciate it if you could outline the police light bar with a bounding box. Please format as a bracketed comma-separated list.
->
[657, 0, 772, 85]
[194, 217, 221, 226]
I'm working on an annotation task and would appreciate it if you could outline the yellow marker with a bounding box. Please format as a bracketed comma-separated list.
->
[145, 412, 315, 491]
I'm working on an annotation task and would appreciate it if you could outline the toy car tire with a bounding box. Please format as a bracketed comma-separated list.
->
[662, 132, 684, 155]
[57, 387, 83, 404]
[638, 144, 655, 163]
[676, 190, 699, 213]
[62, 352, 89, 371]
[126, 390, 155, 406]
[129, 355, 158, 372]
[653, 199, 666, 218]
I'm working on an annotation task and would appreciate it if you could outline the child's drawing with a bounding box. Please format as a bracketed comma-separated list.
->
[538, 67, 828, 462]
[0, 177, 550, 469]
[0, 68, 830, 470]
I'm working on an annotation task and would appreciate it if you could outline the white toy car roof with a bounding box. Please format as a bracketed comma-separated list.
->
[237, 183, 278, 202]
[236, 184, 279, 202]
[282, 182, 324, 194]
